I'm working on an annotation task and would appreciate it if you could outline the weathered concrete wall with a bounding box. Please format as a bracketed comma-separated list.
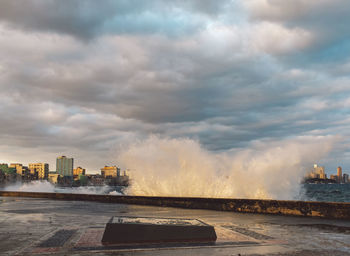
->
[0, 191, 349, 219]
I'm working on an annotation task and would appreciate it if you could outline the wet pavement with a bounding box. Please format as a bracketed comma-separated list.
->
[0, 196, 349, 255]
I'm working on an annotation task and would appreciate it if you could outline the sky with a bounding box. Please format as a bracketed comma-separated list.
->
[0, 0, 350, 174]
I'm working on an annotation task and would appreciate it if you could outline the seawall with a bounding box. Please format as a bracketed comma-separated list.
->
[0, 191, 349, 219]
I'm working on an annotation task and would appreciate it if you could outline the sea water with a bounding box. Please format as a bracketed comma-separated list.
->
[301, 183, 350, 202]
[3, 180, 350, 202]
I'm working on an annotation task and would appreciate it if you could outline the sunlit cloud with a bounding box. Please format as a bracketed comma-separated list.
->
[0, 0, 349, 173]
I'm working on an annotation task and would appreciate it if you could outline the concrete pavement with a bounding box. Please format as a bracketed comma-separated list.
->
[0, 196, 349, 255]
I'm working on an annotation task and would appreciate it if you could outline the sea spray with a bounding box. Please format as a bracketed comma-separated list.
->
[119, 135, 338, 199]
[3, 180, 122, 195]
[4, 180, 56, 193]
[1, 136, 337, 199]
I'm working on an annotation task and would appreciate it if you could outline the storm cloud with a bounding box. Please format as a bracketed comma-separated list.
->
[0, 0, 349, 172]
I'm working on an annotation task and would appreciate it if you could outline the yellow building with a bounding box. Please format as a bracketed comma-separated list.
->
[101, 166, 120, 177]
[306, 164, 326, 179]
[9, 163, 23, 175]
[337, 167, 342, 182]
[29, 163, 49, 179]
[48, 173, 59, 184]
[73, 166, 86, 176]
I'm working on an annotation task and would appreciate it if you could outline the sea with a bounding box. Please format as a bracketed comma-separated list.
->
[3, 180, 350, 202]
[62, 183, 350, 203]
[301, 183, 350, 202]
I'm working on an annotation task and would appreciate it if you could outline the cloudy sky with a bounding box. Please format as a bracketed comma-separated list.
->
[0, 0, 350, 174]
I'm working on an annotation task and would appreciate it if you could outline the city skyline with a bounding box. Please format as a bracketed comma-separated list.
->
[1, 156, 350, 177]
[1, 1, 350, 172]
[0, 156, 129, 187]
[305, 164, 350, 183]
[0, 156, 122, 175]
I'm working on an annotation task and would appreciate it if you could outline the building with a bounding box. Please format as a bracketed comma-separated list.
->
[337, 167, 343, 183]
[123, 170, 129, 177]
[29, 163, 49, 180]
[20, 166, 31, 181]
[56, 156, 74, 177]
[343, 173, 349, 184]
[48, 173, 59, 184]
[88, 174, 105, 186]
[10, 163, 30, 178]
[73, 167, 86, 181]
[120, 170, 130, 185]
[101, 166, 120, 178]
[306, 164, 326, 179]
[314, 164, 326, 179]
[78, 175, 88, 186]
[330, 174, 337, 181]
[58, 175, 73, 186]
[73, 167, 86, 176]
[9, 163, 23, 174]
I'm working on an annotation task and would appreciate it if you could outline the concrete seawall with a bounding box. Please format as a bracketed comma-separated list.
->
[0, 191, 349, 219]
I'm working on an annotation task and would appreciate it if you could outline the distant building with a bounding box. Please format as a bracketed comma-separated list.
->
[58, 175, 73, 186]
[330, 174, 337, 181]
[56, 156, 74, 177]
[9, 163, 22, 173]
[315, 164, 326, 179]
[88, 174, 105, 186]
[20, 166, 30, 179]
[343, 173, 349, 184]
[123, 170, 129, 177]
[78, 175, 88, 186]
[119, 170, 130, 186]
[48, 173, 59, 184]
[101, 166, 120, 178]
[73, 166, 86, 176]
[337, 167, 343, 183]
[306, 164, 326, 179]
[9, 163, 30, 178]
[29, 163, 49, 179]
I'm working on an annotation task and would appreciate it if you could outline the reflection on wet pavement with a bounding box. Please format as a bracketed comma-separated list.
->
[0, 196, 349, 255]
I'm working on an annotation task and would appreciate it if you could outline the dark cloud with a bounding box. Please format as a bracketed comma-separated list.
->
[0, 0, 350, 171]
[0, 0, 115, 39]
[0, 0, 235, 39]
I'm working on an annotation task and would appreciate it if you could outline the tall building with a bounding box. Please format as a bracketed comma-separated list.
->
[56, 156, 74, 177]
[101, 166, 120, 177]
[337, 166, 343, 183]
[29, 163, 49, 179]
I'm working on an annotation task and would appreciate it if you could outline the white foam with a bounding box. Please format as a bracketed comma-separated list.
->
[3, 180, 122, 195]
[119, 135, 338, 199]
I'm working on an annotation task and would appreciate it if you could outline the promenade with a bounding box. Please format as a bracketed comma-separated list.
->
[0, 196, 349, 255]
